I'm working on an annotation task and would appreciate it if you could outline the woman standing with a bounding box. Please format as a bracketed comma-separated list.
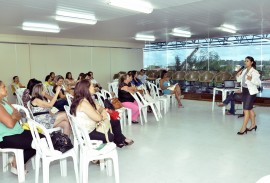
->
[160, 70, 183, 108]
[0, 80, 35, 174]
[236, 56, 261, 135]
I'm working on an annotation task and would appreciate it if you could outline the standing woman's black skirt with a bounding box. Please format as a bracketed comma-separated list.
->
[242, 87, 256, 110]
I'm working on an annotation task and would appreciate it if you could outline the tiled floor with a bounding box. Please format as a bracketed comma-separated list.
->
[1, 100, 269, 183]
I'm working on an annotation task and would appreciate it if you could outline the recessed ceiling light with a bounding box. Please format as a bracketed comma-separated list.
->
[171, 28, 191, 37]
[22, 22, 60, 33]
[219, 24, 237, 33]
[108, 0, 153, 14]
[135, 34, 155, 41]
[56, 10, 97, 25]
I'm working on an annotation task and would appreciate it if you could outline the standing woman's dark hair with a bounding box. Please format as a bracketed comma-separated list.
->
[71, 80, 96, 116]
[160, 70, 168, 79]
[246, 56, 256, 69]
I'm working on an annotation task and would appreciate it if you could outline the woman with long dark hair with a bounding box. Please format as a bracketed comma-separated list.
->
[236, 56, 261, 135]
[70, 80, 133, 147]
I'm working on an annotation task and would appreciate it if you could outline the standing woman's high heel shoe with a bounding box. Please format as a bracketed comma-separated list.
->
[247, 125, 257, 132]
[237, 129, 248, 135]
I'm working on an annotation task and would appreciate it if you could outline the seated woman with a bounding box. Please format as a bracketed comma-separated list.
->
[31, 83, 71, 135]
[118, 73, 140, 124]
[53, 75, 73, 99]
[70, 80, 133, 147]
[160, 70, 183, 108]
[129, 70, 143, 87]
[76, 73, 86, 84]
[65, 72, 76, 87]
[11, 76, 25, 95]
[43, 75, 52, 89]
[0, 80, 36, 174]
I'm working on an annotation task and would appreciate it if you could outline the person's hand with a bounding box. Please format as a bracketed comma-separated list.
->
[247, 75, 252, 81]
[236, 71, 242, 77]
[11, 109, 21, 121]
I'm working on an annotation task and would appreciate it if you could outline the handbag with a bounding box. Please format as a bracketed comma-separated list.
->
[96, 119, 112, 143]
[106, 109, 120, 120]
[111, 98, 123, 109]
[50, 131, 73, 153]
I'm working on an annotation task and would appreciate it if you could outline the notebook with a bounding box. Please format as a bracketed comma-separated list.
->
[224, 80, 236, 88]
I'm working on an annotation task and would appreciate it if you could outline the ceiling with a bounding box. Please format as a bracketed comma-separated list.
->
[0, 0, 270, 43]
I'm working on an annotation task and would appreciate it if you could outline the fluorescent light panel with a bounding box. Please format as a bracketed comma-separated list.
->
[22, 22, 60, 33]
[220, 24, 237, 33]
[135, 34, 155, 41]
[171, 28, 191, 37]
[56, 10, 97, 25]
[108, 0, 153, 14]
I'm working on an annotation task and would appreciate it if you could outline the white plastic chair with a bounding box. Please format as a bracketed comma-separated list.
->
[136, 92, 162, 121]
[65, 93, 74, 106]
[69, 114, 120, 183]
[15, 88, 26, 106]
[99, 90, 132, 127]
[147, 82, 168, 114]
[256, 175, 270, 183]
[0, 104, 31, 182]
[108, 82, 119, 98]
[47, 86, 55, 97]
[27, 118, 79, 183]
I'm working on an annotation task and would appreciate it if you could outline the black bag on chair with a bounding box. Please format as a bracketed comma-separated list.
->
[50, 131, 73, 153]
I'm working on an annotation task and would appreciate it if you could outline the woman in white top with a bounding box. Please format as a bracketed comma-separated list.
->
[70, 80, 133, 148]
[236, 56, 261, 135]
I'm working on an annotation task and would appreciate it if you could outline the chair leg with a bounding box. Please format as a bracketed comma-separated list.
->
[127, 108, 132, 125]
[112, 150, 120, 183]
[139, 109, 143, 125]
[82, 159, 89, 183]
[60, 158, 67, 176]
[2, 152, 8, 172]
[106, 159, 112, 176]
[15, 150, 25, 182]
[150, 104, 159, 121]
[142, 108, 148, 123]
[72, 154, 79, 183]
[42, 160, 50, 183]
[35, 155, 41, 183]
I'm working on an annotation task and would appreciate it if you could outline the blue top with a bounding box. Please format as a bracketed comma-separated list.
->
[131, 79, 143, 87]
[162, 81, 171, 95]
[0, 100, 24, 142]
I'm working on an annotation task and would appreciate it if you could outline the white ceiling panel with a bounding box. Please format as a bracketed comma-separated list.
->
[0, 0, 269, 43]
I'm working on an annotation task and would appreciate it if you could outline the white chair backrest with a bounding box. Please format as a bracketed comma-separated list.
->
[15, 88, 26, 106]
[64, 105, 79, 144]
[148, 82, 160, 98]
[136, 92, 149, 105]
[95, 92, 105, 107]
[27, 118, 55, 154]
[130, 92, 144, 108]
[66, 93, 74, 106]
[69, 113, 103, 150]
[108, 82, 118, 97]
[26, 101, 34, 119]
[12, 104, 31, 124]
[47, 86, 55, 96]
[101, 89, 112, 99]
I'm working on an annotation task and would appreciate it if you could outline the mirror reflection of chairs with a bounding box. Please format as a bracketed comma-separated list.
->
[199, 71, 215, 92]
[184, 71, 200, 92]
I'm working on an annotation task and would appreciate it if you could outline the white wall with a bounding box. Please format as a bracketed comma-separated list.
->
[0, 34, 143, 103]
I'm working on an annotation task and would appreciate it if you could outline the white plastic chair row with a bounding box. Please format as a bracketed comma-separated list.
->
[15, 88, 26, 106]
[108, 82, 119, 98]
[64, 106, 119, 183]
